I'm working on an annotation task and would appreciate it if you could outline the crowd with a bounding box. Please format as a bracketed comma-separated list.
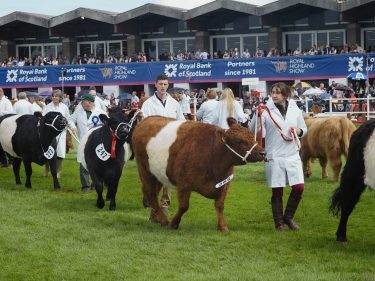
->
[2, 42, 372, 68]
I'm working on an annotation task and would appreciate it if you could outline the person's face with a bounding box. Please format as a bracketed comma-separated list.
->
[52, 94, 60, 104]
[82, 100, 93, 111]
[271, 87, 286, 105]
[155, 79, 169, 95]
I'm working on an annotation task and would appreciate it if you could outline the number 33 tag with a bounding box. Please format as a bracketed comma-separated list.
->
[43, 146, 55, 159]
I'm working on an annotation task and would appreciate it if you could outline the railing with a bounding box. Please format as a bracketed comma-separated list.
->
[304, 96, 375, 121]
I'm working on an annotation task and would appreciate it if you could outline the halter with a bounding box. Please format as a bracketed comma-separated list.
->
[222, 137, 258, 163]
[254, 105, 301, 150]
[42, 115, 66, 132]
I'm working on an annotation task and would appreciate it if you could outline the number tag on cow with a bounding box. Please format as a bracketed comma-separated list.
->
[43, 146, 55, 159]
[95, 143, 111, 161]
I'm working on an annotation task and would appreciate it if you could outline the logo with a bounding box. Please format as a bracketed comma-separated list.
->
[100, 68, 113, 78]
[348, 57, 363, 72]
[164, 64, 178, 77]
[271, 61, 288, 73]
[6, 69, 18, 82]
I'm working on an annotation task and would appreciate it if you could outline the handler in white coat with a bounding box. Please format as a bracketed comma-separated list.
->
[43, 89, 75, 178]
[196, 88, 218, 124]
[249, 82, 307, 231]
[71, 93, 107, 192]
[141, 73, 185, 213]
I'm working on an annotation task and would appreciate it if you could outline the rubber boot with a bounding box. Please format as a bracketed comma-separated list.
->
[283, 191, 302, 230]
[271, 197, 284, 231]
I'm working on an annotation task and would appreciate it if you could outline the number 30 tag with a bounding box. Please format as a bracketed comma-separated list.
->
[43, 146, 55, 159]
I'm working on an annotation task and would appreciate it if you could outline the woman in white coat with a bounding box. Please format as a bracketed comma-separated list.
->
[249, 82, 307, 231]
[213, 88, 247, 129]
[43, 89, 75, 178]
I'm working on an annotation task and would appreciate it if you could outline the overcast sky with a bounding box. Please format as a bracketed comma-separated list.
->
[1, 0, 276, 17]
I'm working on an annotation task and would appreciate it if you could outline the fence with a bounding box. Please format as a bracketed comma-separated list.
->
[305, 96, 375, 121]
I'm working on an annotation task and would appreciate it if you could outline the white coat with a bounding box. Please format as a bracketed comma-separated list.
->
[196, 99, 218, 124]
[213, 99, 247, 129]
[180, 94, 191, 114]
[249, 99, 307, 188]
[0, 96, 13, 116]
[141, 93, 185, 121]
[70, 105, 107, 163]
[44, 102, 75, 158]
[13, 100, 33, 115]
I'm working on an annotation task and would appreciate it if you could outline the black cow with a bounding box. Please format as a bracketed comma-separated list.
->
[0, 112, 67, 189]
[78, 107, 138, 210]
[330, 119, 375, 242]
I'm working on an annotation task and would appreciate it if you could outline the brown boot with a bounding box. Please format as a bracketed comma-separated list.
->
[271, 197, 284, 231]
[283, 191, 302, 230]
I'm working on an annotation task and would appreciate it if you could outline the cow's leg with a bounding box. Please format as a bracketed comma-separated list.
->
[169, 188, 191, 229]
[107, 177, 120, 211]
[319, 157, 328, 178]
[23, 160, 33, 188]
[48, 158, 61, 190]
[139, 168, 168, 226]
[215, 185, 229, 232]
[13, 158, 22, 185]
[328, 155, 342, 182]
[302, 158, 312, 178]
[91, 173, 105, 209]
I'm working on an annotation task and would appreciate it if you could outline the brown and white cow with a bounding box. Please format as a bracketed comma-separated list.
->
[132, 116, 265, 231]
[300, 116, 356, 181]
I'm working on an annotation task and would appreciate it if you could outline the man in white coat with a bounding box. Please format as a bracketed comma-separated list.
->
[70, 94, 107, 192]
[249, 82, 307, 231]
[0, 88, 14, 167]
[196, 89, 218, 124]
[141, 73, 185, 213]
[180, 89, 191, 120]
[13, 92, 33, 115]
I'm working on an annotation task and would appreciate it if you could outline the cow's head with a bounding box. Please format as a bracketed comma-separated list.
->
[222, 117, 265, 164]
[99, 107, 139, 141]
[42, 112, 67, 132]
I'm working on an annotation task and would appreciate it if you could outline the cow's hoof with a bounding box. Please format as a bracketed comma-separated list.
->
[336, 236, 348, 244]
[142, 196, 150, 208]
[54, 187, 61, 192]
[218, 226, 229, 232]
[25, 184, 32, 189]
[16, 180, 22, 185]
[96, 199, 105, 209]
[109, 205, 116, 211]
[168, 222, 179, 229]
[81, 187, 91, 193]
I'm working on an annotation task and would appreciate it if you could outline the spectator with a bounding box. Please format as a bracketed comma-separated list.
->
[196, 88, 219, 124]
[13, 92, 33, 115]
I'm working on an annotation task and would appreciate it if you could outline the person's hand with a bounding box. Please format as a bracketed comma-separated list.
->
[71, 128, 78, 134]
[290, 127, 301, 135]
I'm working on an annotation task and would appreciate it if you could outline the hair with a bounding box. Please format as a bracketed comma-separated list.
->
[156, 74, 169, 82]
[0, 88, 4, 96]
[206, 88, 217, 100]
[270, 82, 291, 98]
[89, 86, 96, 91]
[52, 89, 63, 101]
[18, 92, 27, 100]
[220, 88, 236, 117]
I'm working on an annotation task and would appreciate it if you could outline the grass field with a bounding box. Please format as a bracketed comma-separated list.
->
[0, 149, 374, 281]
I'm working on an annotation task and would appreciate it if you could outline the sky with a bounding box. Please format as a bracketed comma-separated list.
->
[1, 0, 276, 17]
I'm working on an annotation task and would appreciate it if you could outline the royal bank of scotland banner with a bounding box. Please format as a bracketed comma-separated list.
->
[1, 54, 374, 88]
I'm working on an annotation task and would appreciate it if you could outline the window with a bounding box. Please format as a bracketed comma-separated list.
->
[285, 34, 299, 53]
[301, 33, 314, 51]
[212, 37, 225, 53]
[243, 36, 257, 54]
[249, 15, 262, 29]
[178, 20, 189, 33]
[30, 46, 42, 57]
[143, 41, 156, 61]
[173, 39, 186, 54]
[16, 44, 62, 59]
[142, 38, 194, 60]
[18, 46, 30, 59]
[324, 10, 340, 25]
[227, 37, 240, 51]
[364, 29, 375, 51]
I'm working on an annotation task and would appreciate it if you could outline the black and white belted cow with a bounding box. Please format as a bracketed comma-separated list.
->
[77, 107, 139, 211]
[330, 119, 375, 242]
[0, 112, 67, 189]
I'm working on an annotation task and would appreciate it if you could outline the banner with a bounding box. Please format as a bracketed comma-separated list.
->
[1, 54, 374, 88]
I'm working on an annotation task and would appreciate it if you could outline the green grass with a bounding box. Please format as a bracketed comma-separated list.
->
[0, 149, 374, 281]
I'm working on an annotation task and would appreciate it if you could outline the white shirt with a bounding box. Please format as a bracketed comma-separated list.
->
[13, 100, 33, 115]
[0, 96, 13, 116]
[44, 102, 75, 158]
[131, 95, 140, 104]
[196, 99, 218, 124]
[180, 94, 191, 114]
[141, 93, 185, 120]
[213, 99, 247, 129]
[31, 102, 43, 113]
[249, 99, 307, 188]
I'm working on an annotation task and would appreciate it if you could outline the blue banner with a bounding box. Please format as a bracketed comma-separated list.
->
[1, 54, 374, 88]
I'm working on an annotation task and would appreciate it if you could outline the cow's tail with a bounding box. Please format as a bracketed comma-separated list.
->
[329, 127, 366, 216]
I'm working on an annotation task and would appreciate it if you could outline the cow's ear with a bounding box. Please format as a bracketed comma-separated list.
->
[99, 114, 109, 124]
[34, 112, 43, 119]
[227, 117, 237, 128]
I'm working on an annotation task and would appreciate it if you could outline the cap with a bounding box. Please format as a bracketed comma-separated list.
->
[81, 93, 94, 103]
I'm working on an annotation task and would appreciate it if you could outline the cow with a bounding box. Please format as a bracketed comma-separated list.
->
[300, 116, 356, 181]
[132, 116, 265, 231]
[0, 112, 67, 189]
[330, 119, 375, 242]
[77, 107, 138, 211]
